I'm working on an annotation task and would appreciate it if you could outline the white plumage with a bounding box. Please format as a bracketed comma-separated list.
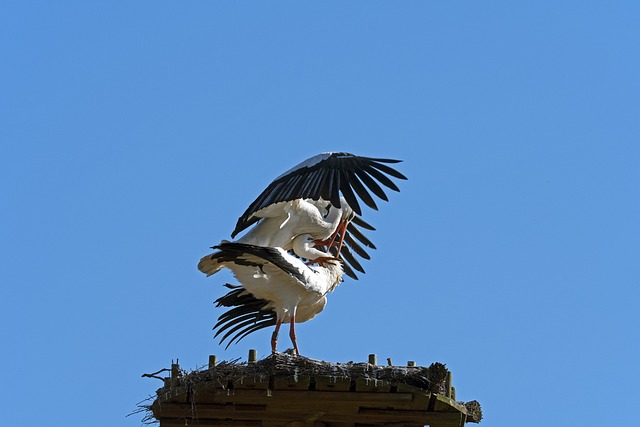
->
[203, 234, 343, 355]
[236, 198, 350, 249]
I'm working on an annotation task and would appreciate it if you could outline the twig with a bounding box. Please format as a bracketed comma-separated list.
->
[141, 368, 171, 381]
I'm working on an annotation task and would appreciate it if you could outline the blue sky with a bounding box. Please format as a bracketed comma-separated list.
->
[2, 2, 638, 426]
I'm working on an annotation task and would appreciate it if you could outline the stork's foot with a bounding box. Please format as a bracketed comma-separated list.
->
[305, 256, 340, 266]
[283, 348, 299, 356]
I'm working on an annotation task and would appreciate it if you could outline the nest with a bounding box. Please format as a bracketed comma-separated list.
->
[165, 352, 449, 394]
[139, 352, 482, 424]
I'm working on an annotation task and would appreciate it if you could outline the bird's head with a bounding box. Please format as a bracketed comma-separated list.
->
[292, 233, 317, 252]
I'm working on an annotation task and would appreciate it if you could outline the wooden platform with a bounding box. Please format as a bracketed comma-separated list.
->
[148, 352, 482, 427]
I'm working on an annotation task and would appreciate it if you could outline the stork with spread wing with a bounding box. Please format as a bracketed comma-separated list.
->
[199, 152, 407, 280]
[198, 152, 406, 353]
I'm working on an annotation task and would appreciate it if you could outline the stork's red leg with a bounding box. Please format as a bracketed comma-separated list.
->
[314, 236, 337, 248]
[325, 221, 343, 248]
[334, 220, 349, 257]
[289, 314, 299, 356]
[316, 220, 349, 251]
[271, 318, 283, 353]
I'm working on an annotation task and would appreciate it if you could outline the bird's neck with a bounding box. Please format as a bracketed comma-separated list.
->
[321, 262, 343, 294]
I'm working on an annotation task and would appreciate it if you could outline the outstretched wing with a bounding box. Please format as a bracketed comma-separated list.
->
[231, 152, 407, 238]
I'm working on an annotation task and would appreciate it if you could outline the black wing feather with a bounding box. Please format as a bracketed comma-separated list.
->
[212, 285, 277, 348]
[363, 165, 402, 192]
[339, 245, 365, 274]
[348, 171, 378, 211]
[347, 222, 377, 249]
[329, 168, 342, 208]
[355, 169, 389, 202]
[368, 160, 408, 180]
[351, 216, 376, 231]
[318, 168, 335, 202]
[226, 318, 277, 348]
[219, 316, 273, 349]
[343, 232, 371, 260]
[338, 169, 362, 215]
[328, 245, 358, 280]
[231, 152, 405, 237]
[214, 311, 263, 339]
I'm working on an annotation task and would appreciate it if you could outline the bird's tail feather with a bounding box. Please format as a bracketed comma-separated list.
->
[197, 254, 224, 276]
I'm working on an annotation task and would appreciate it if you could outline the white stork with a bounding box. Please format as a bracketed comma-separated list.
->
[201, 234, 343, 355]
[200, 152, 407, 280]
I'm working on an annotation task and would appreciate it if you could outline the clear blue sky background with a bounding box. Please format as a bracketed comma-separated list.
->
[2, 2, 638, 426]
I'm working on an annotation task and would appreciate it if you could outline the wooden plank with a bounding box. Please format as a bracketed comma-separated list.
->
[396, 383, 431, 410]
[422, 412, 466, 427]
[159, 410, 464, 427]
[355, 378, 391, 393]
[423, 412, 465, 427]
[300, 410, 464, 426]
[274, 374, 311, 390]
[314, 375, 352, 392]
[187, 389, 415, 405]
[160, 418, 261, 426]
[432, 394, 467, 413]
[285, 422, 327, 427]
[358, 409, 465, 427]
[162, 385, 189, 403]
[160, 390, 415, 412]
[232, 375, 271, 390]
[358, 407, 439, 423]
[158, 391, 418, 420]
[158, 403, 267, 419]
[154, 387, 468, 426]
[303, 411, 327, 422]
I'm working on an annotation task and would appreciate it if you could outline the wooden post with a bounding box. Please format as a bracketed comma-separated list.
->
[445, 371, 453, 397]
[407, 361, 416, 367]
[209, 355, 217, 368]
[248, 349, 257, 363]
[171, 363, 180, 379]
[368, 354, 377, 365]
[451, 386, 456, 400]
[170, 362, 180, 388]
